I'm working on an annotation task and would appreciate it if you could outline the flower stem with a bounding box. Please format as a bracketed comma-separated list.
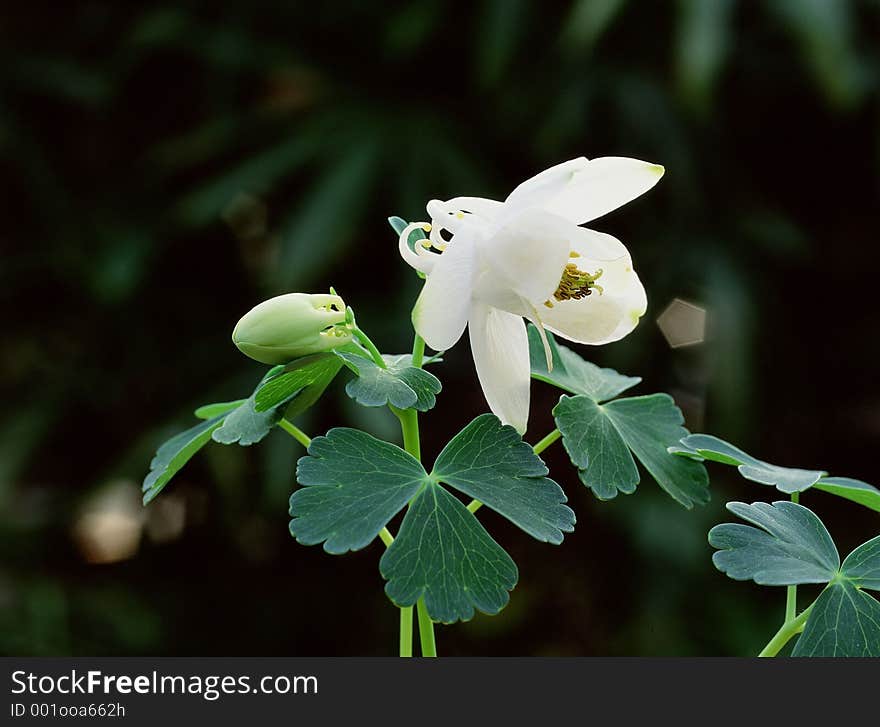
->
[278, 419, 311, 448]
[393, 328, 434, 655]
[758, 602, 813, 657]
[400, 606, 413, 657]
[533, 428, 562, 455]
[417, 597, 437, 657]
[785, 492, 800, 622]
[351, 326, 387, 368]
[392, 407, 421, 460]
[412, 334, 425, 368]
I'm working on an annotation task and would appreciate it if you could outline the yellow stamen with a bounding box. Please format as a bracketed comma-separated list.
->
[550, 263, 604, 303]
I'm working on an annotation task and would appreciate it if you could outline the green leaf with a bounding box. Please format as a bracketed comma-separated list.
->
[814, 477, 880, 514]
[792, 580, 880, 657]
[282, 354, 347, 420]
[671, 434, 825, 494]
[553, 395, 639, 500]
[379, 480, 518, 623]
[336, 352, 442, 412]
[213, 371, 299, 446]
[708, 501, 840, 585]
[431, 414, 575, 543]
[143, 413, 227, 505]
[194, 400, 246, 420]
[600, 394, 709, 507]
[840, 535, 880, 591]
[290, 428, 427, 554]
[254, 352, 347, 413]
[553, 393, 708, 506]
[529, 326, 640, 402]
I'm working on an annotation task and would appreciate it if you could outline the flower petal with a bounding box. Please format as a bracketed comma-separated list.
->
[475, 207, 572, 306]
[504, 158, 590, 214]
[468, 302, 530, 434]
[536, 296, 634, 346]
[398, 221, 436, 275]
[506, 157, 665, 225]
[528, 228, 648, 345]
[568, 226, 635, 292]
[411, 228, 477, 351]
[444, 196, 504, 222]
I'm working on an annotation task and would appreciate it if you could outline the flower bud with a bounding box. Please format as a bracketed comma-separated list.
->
[232, 293, 352, 365]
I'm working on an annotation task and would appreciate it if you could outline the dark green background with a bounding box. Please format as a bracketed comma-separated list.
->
[2, 0, 878, 656]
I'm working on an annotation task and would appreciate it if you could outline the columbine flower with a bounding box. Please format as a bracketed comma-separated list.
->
[398, 156, 663, 433]
[232, 292, 353, 365]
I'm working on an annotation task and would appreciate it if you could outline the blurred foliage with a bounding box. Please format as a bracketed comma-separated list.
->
[1, 0, 879, 656]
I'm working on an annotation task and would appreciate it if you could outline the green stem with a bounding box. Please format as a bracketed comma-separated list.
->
[411, 334, 425, 368]
[785, 585, 797, 624]
[393, 327, 434, 655]
[467, 428, 563, 514]
[533, 428, 562, 455]
[758, 603, 813, 657]
[392, 406, 421, 460]
[278, 419, 311, 448]
[379, 527, 394, 547]
[400, 607, 413, 657]
[351, 327, 387, 368]
[416, 597, 437, 657]
[785, 492, 800, 622]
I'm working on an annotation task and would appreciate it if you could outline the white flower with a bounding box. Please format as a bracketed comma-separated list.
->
[398, 156, 664, 434]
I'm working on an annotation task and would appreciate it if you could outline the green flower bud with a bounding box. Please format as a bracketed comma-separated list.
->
[232, 293, 353, 365]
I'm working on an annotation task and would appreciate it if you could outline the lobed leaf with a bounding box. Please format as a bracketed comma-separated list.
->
[792, 580, 880, 657]
[553, 393, 708, 507]
[708, 501, 840, 585]
[840, 535, 880, 591]
[290, 428, 427, 554]
[379, 480, 518, 624]
[601, 394, 710, 508]
[553, 395, 639, 500]
[432, 413, 575, 543]
[336, 352, 441, 412]
[671, 433, 825, 494]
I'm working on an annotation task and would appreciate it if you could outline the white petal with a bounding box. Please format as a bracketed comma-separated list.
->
[568, 226, 634, 292]
[475, 207, 572, 306]
[426, 197, 500, 250]
[536, 257, 647, 346]
[503, 158, 591, 214]
[507, 156, 665, 225]
[468, 303, 531, 434]
[444, 196, 504, 223]
[411, 228, 477, 351]
[398, 222, 436, 275]
[536, 296, 637, 346]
